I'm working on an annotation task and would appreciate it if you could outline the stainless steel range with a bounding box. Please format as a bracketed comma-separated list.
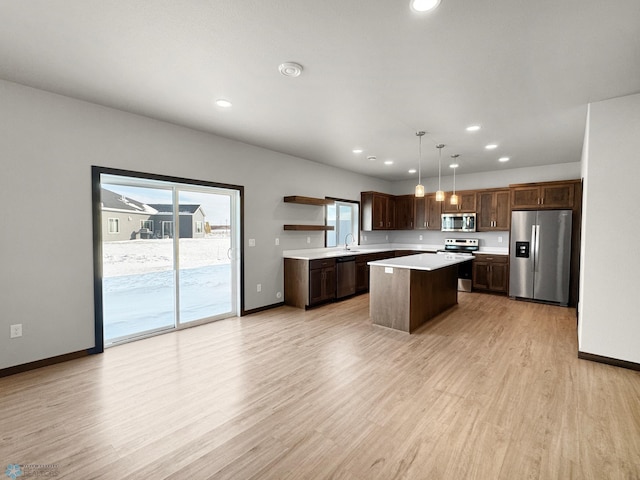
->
[437, 238, 478, 292]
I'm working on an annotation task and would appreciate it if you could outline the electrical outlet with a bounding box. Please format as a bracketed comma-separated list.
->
[257, 284, 262, 292]
[419, 235, 423, 241]
[385, 235, 388, 241]
[364, 235, 367, 241]
[498, 236, 503, 243]
[306, 237, 311, 244]
[275, 238, 279, 246]
[248, 239, 256, 247]
[10, 324, 22, 338]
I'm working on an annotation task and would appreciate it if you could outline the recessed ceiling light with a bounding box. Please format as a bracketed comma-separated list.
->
[408, 168, 417, 174]
[352, 148, 363, 154]
[466, 125, 481, 132]
[449, 163, 459, 168]
[384, 160, 394, 165]
[215, 99, 232, 108]
[485, 144, 498, 150]
[499, 157, 510, 162]
[410, 0, 441, 12]
[278, 62, 303, 77]
[367, 156, 377, 161]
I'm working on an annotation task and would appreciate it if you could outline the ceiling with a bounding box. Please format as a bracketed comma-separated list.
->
[1, 1, 639, 181]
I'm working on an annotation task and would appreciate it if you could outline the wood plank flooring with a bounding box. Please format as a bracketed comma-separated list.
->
[1, 293, 639, 479]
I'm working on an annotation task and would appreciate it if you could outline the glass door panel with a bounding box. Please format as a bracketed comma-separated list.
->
[177, 189, 234, 324]
[101, 182, 176, 344]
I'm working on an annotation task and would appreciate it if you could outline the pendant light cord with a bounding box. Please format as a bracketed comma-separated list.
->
[438, 147, 442, 191]
[418, 134, 422, 186]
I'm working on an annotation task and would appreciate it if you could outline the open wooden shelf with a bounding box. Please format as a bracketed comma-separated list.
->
[284, 196, 334, 206]
[284, 225, 334, 231]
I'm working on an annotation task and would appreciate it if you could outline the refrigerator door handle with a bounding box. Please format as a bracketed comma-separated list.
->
[533, 225, 540, 272]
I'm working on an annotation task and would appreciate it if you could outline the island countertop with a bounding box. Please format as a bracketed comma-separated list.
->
[368, 253, 474, 271]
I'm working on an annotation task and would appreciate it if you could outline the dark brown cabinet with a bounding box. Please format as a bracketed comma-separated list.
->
[355, 251, 395, 293]
[308, 259, 336, 306]
[442, 190, 477, 213]
[472, 254, 509, 293]
[361, 192, 395, 230]
[477, 189, 510, 231]
[414, 194, 442, 230]
[285, 258, 336, 308]
[394, 195, 415, 230]
[510, 181, 576, 209]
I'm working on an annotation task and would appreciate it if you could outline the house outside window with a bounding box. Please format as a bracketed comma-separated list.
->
[195, 221, 203, 234]
[108, 218, 120, 234]
[140, 220, 154, 231]
[326, 200, 359, 247]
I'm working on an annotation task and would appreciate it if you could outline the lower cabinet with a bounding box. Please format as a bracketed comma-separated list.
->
[472, 254, 509, 293]
[355, 252, 395, 293]
[285, 258, 336, 308]
[308, 259, 336, 306]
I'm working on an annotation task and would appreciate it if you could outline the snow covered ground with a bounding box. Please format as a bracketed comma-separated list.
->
[103, 235, 232, 277]
[102, 235, 233, 342]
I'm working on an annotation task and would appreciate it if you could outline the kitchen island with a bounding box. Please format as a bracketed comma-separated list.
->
[368, 253, 473, 333]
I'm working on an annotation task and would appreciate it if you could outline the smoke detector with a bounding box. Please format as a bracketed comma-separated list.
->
[278, 62, 303, 77]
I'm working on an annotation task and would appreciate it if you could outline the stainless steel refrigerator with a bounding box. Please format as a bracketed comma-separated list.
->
[509, 210, 572, 306]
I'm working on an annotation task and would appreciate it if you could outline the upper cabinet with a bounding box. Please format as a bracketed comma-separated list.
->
[510, 181, 577, 209]
[395, 194, 415, 230]
[442, 190, 477, 213]
[477, 189, 510, 231]
[361, 192, 395, 230]
[414, 194, 442, 230]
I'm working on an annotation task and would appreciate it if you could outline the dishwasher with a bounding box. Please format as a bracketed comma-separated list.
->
[336, 256, 356, 298]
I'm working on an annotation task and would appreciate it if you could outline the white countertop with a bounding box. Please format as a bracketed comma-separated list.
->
[283, 243, 507, 260]
[368, 253, 474, 271]
[282, 244, 440, 260]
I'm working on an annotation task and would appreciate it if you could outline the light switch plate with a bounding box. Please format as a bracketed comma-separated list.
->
[249, 239, 256, 247]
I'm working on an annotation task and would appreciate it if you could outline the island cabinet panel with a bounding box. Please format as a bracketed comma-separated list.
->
[369, 264, 458, 333]
[442, 190, 477, 213]
[477, 189, 510, 231]
[414, 195, 442, 230]
[510, 180, 576, 209]
[361, 192, 395, 230]
[394, 194, 415, 230]
[472, 254, 509, 293]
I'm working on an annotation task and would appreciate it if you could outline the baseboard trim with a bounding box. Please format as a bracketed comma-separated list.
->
[0, 350, 91, 378]
[578, 351, 640, 372]
[242, 302, 285, 316]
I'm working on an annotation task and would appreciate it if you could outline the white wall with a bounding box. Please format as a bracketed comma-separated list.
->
[391, 162, 581, 195]
[578, 92, 640, 364]
[0, 80, 390, 369]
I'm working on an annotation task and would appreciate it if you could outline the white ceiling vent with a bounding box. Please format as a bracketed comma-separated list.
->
[278, 62, 303, 77]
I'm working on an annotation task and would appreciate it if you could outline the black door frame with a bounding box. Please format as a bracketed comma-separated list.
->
[91, 166, 245, 354]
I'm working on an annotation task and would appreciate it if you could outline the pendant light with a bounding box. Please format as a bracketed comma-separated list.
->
[450, 154, 460, 205]
[435, 144, 445, 201]
[415, 131, 426, 198]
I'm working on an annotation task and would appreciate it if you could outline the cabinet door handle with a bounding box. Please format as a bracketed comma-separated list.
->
[425, 221, 428, 228]
[541, 197, 544, 205]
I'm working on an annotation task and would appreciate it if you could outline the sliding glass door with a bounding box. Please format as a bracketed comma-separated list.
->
[98, 172, 240, 346]
[177, 188, 237, 325]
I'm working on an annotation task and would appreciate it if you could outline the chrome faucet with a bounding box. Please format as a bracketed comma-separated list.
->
[344, 233, 354, 251]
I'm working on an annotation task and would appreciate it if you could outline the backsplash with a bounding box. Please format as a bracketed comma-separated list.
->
[360, 230, 509, 249]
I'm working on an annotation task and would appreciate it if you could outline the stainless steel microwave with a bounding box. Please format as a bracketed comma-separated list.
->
[441, 213, 476, 232]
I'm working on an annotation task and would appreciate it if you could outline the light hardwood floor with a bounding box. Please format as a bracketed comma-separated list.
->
[1, 293, 639, 479]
